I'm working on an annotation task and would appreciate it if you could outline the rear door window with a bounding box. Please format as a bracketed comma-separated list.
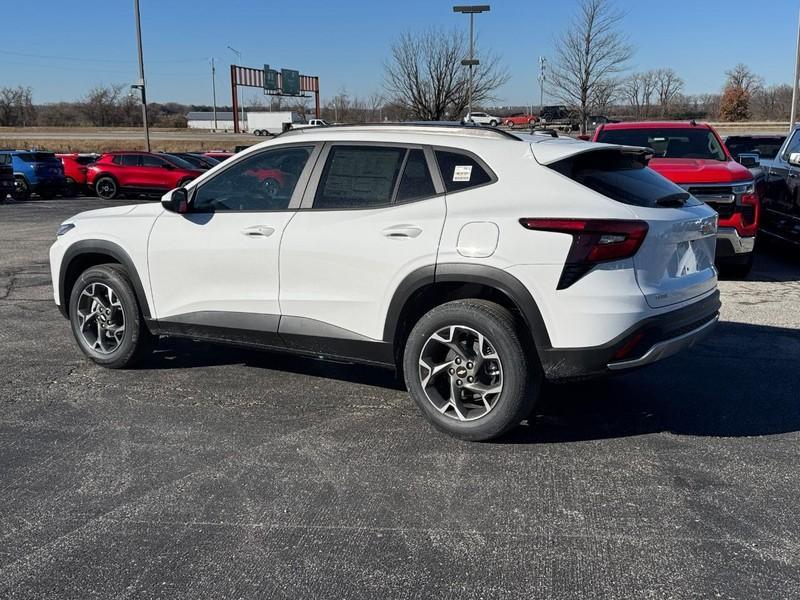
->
[395, 149, 436, 203]
[313, 145, 405, 209]
[435, 150, 493, 192]
[116, 155, 140, 167]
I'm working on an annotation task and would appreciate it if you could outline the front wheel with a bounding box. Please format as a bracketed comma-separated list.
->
[69, 264, 152, 368]
[95, 176, 118, 199]
[12, 176, 30, 200]
[403, 299, 539, 441]
[489, 120, 498, 127]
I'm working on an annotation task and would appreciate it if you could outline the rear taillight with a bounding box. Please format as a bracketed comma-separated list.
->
[519, 218, 649, 289]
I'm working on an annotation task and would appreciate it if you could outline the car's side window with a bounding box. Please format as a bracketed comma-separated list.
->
[119, 155, 140, 167]
[435, 150, 493, 193]
[312, 145, 405, 210]
[193, 145, 314, 212]
[141, 155, 165, 167]
[782, 131, 800, 161]
[395, 149, 436, 203]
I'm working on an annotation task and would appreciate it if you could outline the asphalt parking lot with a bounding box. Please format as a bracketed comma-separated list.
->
[1, 196, 799, 599]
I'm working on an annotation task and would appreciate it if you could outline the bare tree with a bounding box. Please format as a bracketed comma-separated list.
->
[383, 28, 509, 121]
[0, 86, 34, 126]
[655, 68, 684, 116]
[623, 70, 656, 119]
[752, 84, 793, 120]
[82, 84, 126, 127]
[590, 78, 620, 114]
[549, 0, 633, 133]
[725, 64, 763, 95]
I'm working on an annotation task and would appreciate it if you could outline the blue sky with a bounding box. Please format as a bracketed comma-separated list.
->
[2, 0, 798, 107]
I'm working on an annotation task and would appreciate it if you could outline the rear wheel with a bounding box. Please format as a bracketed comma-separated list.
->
[95, 176, 118, 200]
[403, 299, 539, 441]
[12, 176, 29, 200]
[63, 177, 78, 197]
[489, 120, 498, 127]
[68, 264, 152, 368]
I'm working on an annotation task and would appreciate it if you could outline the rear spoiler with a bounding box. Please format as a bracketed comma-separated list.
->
[530, 139, 654, 166]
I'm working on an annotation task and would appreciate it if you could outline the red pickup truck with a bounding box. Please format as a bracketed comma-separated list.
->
[592, 121, 759, 277]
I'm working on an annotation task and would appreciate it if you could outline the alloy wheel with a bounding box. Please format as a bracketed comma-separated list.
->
[418, 324, 503, 422]
[75, 282, 126, 354]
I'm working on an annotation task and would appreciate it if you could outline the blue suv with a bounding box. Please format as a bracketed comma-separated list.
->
[0, 150, 66, 199]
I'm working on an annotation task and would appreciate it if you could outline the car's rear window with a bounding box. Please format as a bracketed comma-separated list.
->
[17, 152, 58, 162]
[549, 150, 701, 208]
[596, 128, 727, 161]
[75, 156, 97, 165]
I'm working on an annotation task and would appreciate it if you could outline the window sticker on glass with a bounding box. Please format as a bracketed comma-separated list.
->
[453, 165, 472, 182]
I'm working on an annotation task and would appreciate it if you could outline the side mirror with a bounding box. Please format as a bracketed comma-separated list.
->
[789, 152, 800, 167]
[737, 153, 759, 168]
[162, 187, 189, 214]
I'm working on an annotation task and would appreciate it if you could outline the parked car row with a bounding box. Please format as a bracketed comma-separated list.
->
[0, 150, 238, 201]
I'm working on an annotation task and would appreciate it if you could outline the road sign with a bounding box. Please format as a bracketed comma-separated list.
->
[263, 64, 278, 91]
[281, 69, 300, 96]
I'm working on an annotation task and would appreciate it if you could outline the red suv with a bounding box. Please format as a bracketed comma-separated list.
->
[57, 153, 100, 196]
[593, 121, 759, 277]
[86, 152, 203, 200]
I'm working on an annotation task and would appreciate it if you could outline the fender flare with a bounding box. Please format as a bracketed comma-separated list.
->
[382, 263, 552, 349]
[58, 239, 151, 319]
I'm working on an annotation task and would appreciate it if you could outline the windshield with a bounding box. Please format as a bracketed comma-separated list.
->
[725, 136, 785, 160]
[596, 128, 727, 161]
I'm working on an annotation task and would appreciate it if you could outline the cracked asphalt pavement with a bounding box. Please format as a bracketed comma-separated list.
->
[1, 197, 800, 599]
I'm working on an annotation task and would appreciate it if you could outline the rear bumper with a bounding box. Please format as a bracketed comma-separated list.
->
[716, 227, 755, 257]
[539, 290, 721, 380]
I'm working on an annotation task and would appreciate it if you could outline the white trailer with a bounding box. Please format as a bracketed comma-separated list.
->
[248, 111, 306, 136]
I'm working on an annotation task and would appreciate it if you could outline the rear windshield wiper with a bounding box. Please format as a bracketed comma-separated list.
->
[656, 192, 690, 207]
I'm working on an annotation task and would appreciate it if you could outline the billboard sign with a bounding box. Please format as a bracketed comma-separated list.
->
[281, 68, 300, 96]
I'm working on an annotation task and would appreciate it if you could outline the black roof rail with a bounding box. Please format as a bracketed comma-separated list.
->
[278, 121, 523, 141]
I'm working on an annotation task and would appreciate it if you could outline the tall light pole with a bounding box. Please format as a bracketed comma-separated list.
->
[133, 0, 150, 152]
[791, 8, 800, 132]
[538, 56, 547, 115]
[453, 5, 490, 122]
[210, 57, 218, 131]
[227, 45, 245, 131]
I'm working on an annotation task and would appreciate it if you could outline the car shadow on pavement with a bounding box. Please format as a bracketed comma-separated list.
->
[740, 242, 800, 283]
[503, 320, 800, 443]
[144, 338, 405, 390]
[144, 320, 799, 441]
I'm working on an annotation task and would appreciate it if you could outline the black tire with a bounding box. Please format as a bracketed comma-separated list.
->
[403, 299, 540, 441]
[489, 120, 498, 127]
[63, 177, 78, 197]
[68, 264, 153, 369]
[38, 187, 55, 199]
[12, 176, 30, 200]
[718, 252, 754, 279]
[177, 177, 194, 188]
[95, 176, 118, 200]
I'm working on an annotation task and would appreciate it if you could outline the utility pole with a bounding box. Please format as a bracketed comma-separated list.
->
[133, 0, 150, 152]
[210, 57, 218, 131]
[538, 56, 547, 115]
[227, 46, 245, 131]
[791, 9, 800, 132]
[453, 5, 490, 122]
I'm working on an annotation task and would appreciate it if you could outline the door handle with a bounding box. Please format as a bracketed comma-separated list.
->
[241, 225, 276, 237]
[381, 225, 423, 239]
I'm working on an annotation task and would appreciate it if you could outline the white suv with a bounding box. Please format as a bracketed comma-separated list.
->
[50, 124, 720, 440]
[463, 112, 500, 127]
